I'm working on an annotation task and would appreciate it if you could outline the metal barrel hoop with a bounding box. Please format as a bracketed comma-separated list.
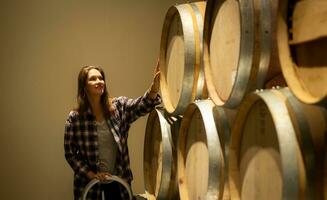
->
[81, 175, 133, 200]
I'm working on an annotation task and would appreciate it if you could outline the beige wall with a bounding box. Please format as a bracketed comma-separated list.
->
[0, 0, 198, 199]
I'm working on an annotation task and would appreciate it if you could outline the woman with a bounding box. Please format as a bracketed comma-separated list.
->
[64, 62, 161, 200]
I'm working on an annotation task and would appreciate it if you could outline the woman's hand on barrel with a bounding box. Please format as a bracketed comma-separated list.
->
[149, 59, 160, 99]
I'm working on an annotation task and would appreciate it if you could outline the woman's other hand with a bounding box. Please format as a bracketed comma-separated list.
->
[87, 171, 112, 182]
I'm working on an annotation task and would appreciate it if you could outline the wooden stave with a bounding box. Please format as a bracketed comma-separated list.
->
[177, 100, 231, 200]
[254, 0, 274, 88]
[190, 3, 208, 101]
[264, 0, 284, 88]
[159, 2, 207, 115]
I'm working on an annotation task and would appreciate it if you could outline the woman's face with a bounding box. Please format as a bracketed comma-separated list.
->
[86, 69, 105, 97]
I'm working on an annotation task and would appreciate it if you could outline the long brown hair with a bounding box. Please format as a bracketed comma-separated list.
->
[76, 65, 113, 117]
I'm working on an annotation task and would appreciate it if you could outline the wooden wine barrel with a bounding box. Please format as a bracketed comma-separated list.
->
[203, 0, 281, 108]
[277, 0, 327, 105]
[177, 100, 235, 200]
[144, 109, 180, 200]
[159, 1, 207, 115]
[229, 88, 327, 200]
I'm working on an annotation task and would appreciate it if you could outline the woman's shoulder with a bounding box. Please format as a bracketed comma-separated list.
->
[66, 109, 81, 122]
[69, 109, 79, 116]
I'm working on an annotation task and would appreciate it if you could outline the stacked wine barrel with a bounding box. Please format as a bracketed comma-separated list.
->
[144, 0, 327, 200]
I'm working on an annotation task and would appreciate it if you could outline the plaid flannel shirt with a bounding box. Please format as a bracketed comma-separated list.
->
[64, 91, 161, 200]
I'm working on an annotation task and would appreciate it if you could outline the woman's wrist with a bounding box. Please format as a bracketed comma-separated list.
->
[148, 88, 158, 99]
[149, 89, 158, 94]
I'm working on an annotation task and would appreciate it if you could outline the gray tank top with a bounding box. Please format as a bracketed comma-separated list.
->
[96, 120, 118, 174]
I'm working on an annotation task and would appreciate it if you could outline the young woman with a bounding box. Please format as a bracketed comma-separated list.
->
[64, 63, 161, 200]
